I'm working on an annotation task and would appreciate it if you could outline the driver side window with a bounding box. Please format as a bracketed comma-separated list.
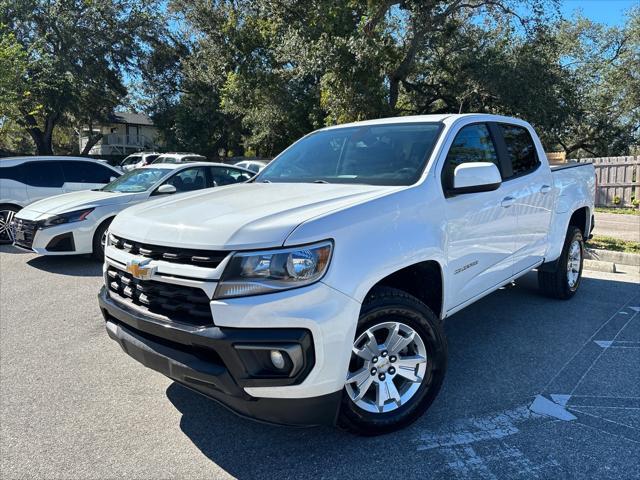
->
[165, 167, 207, 192]
[442, 124, 500, 191]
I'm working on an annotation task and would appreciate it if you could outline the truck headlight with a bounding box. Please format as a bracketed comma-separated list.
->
[215, 241, 333, 299]
[40, 208, 94, 228]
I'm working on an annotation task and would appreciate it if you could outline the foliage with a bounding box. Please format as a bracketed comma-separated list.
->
[586, 235, 640, 254]
[0, 0, 162, 154]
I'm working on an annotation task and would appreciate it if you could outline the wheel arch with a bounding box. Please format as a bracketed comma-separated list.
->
[361, 260, 444, 320]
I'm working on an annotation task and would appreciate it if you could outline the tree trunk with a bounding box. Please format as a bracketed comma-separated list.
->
[26, 128, 53, 155]
[81, 133, 103, 155]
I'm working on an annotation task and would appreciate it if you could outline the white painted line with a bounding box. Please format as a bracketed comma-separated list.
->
[530, 395, 577, 421]
[550, 394, 571, 406]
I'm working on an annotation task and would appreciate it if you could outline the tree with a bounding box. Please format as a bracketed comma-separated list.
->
[0, 0, 161, 155]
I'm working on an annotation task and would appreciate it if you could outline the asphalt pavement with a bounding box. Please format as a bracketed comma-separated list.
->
[593, 212, 640, 242]
[1, 246, 639, 479]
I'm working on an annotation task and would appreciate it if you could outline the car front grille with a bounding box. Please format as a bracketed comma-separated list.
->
[110, 235, 227, 268]
[106, 266, 213, 326]
[12, 219, 38, 249]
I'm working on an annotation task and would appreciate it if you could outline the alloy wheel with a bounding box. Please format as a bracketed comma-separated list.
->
[0, 209, 16, 243]
[567, 239, 581, 288]
[345, 321, 427, 413]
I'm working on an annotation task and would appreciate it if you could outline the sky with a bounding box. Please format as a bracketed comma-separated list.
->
[559, 0, 638, 26]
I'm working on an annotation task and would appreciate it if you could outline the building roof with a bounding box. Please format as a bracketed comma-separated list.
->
[108, 112, 154, 126]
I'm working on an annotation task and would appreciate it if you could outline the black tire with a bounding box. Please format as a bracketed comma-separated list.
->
[338, 286, 447, 436]
[538, 226, 584, 300]
[0, 205, 20, 244]
[92, 218, 113, 260]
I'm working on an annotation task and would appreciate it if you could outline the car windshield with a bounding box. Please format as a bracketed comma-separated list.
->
[152, 156, 178, 164]
[122, 155, 141, 165]
[257, 123, 442, 185]
[101, 168, 168, 193]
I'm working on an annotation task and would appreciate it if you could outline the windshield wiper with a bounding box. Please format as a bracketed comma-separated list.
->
[312, 179, 329, 184]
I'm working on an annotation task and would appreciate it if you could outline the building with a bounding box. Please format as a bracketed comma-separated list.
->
[79, 112, 161, 156]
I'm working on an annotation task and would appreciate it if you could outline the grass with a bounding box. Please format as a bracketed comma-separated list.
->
[586, 235, 640, 254]
[595, 207, 640, 216]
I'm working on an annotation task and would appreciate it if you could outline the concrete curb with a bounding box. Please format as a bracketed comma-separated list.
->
[583, 259, 616, 273]
[585, 248, 640, 267]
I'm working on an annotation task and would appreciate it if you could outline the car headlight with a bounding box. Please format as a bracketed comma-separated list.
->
[40, 208, 94, 228]
[214, 241, 333, 299]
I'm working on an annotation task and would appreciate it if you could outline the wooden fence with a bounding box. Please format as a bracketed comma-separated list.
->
[577, 156, 639, 208]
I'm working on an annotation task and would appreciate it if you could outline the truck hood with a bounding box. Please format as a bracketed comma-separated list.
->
[19, 190, 137, 218]
[110, 182, 400, 250]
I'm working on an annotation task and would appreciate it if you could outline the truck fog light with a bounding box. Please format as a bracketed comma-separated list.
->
[270, 350, 286, 369]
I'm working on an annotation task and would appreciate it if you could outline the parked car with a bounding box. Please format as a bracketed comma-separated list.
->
[120, 152, 160, 172]
[234, 159, 268, 173]
[99, 114, 595, 435]
[0, 156, 121, 243]
[11, 162, 254, 258]
[150, 152, 207, 164]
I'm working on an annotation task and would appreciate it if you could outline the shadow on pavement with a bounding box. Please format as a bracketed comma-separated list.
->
[165, 271, 640, 479]
[0, 244, 31, 254]
[26, 255, 103, 277]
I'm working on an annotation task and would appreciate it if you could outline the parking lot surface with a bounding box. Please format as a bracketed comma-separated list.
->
[1, 245, 639, 479]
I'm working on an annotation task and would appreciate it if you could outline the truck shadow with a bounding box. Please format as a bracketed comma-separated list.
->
[165, 272, 640, 478]
[26, 255, 103, 277]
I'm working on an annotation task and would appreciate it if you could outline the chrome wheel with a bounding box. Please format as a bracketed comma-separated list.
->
[0, 209, 16, 243]
[567, 239, 581, 288]
[345, 321, 427, 413]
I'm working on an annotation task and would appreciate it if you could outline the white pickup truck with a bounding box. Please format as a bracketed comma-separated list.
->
[99, 114, 595, 435]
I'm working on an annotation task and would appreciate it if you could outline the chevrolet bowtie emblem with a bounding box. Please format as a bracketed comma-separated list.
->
[125, 258, 156, 280]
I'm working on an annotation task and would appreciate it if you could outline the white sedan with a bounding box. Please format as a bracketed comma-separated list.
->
[11, 162, 254, 259]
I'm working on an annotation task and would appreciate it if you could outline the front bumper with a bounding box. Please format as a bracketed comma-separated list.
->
[12, 218, 95, 255]
[99, 287, 342, 426]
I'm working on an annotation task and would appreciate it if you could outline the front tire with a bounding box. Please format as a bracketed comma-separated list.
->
[338, 287, 447, 436]
[538, 226, 584, 300]
[92, 219, 113, 260]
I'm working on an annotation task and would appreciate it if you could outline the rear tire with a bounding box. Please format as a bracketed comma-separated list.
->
[538, 226, 584, 300]
[92, 219, 113, 260]
[338, 287, 447, 436]
[0, 205, 19, 244]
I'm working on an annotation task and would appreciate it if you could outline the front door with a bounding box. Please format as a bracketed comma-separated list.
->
[441, 123, 518, 310]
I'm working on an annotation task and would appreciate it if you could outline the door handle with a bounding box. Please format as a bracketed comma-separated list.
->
[540, 184, 552, 194]
[501, 196, 515, 208]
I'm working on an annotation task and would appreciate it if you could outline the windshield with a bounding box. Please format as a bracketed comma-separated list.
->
[101, 168, 168, 193]
[257, 123, 442, 185]
[121, 155, 141, 166]
[152, 156, 178, 164]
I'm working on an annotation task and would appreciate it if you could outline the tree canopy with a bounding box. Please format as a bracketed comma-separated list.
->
[1, 1, 638, 158]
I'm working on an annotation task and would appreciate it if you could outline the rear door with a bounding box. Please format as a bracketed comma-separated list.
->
[494, 123, 553, 274]
[23, 161, 66, 204]
[441, 123, 520, 309]
[60, 161, 118, 192]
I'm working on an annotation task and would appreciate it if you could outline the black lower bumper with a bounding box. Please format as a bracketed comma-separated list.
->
[99, 286, 341, 426]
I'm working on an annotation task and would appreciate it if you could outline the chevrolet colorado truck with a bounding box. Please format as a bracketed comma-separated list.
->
[99, 114, 595, 435]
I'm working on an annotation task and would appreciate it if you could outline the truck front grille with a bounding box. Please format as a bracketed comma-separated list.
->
[110, 235, 227, 268]
[12, 219, 38, 249]
[106, 266, 213, 326]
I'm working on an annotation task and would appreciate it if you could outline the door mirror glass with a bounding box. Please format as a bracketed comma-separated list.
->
[156, 184, 177, 195]
[452, 162, 501, 194]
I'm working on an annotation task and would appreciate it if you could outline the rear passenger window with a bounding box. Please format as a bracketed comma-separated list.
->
[61, 161, 114, 183]
[498, 124, 539, 177]
[442, 124, 499, 190]
[23, 162, 65, 187]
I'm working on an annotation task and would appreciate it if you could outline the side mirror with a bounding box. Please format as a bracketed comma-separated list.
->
[451, 162, 501, 195]
[155, 184, 177, 195]
[109, 176, 117, 182]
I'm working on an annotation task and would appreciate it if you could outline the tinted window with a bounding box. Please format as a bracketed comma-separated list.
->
[258, 123, 442, 186]
[165, 167, 208, 192]
[153, 156, 178, 164]
[498, 124, 539, 177]
[22, 161, 65, 187]
[145, 155, 159, 163]
[121, 155, 141, 166]
[210, 167, 252, 186]
[61, 161, 116, 184]
[442, 124, 499, 190]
